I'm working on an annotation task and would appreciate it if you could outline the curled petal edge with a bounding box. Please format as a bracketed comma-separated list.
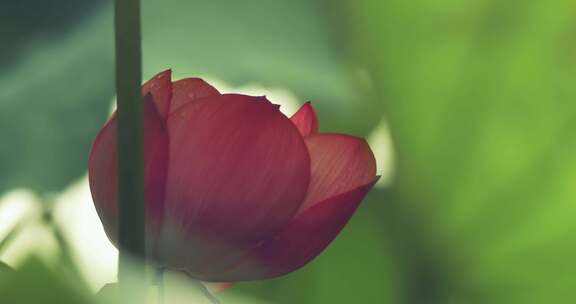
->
[204, 177, 379, 281]
[290, 102, 319, 136]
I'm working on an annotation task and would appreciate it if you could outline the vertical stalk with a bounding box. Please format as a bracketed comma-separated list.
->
[192, 280, 222, 304]
[114, 0, 145, 297]
[156, 268, 165, 304]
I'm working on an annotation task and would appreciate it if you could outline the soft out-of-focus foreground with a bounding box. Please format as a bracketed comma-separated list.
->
[1, 0, 574, 303]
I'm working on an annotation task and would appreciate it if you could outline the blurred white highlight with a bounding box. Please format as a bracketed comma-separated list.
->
[0, 190, 56, 265]
[206, 78, 301, 116]
[367, 118, 395, 187]
[53, 175, 118, 291]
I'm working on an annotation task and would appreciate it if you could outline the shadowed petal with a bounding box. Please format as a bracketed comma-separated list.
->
[142, 70, 173, 119]
[88, 95, 169, 248]
[169, 78, 220, 114]
[298, 133, 377, 213]
[290, 102, 318, 136]
[88, 114, 118, 243]
[159, 94, 310, 276]
[212, 180, 378, 281]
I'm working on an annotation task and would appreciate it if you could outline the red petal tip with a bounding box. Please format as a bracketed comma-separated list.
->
[290, 102, 319, 136]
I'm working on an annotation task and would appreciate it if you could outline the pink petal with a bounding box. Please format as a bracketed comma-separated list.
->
[159, 94, 310, 277]
[88, 115, 118, 243]
[141, 95, 170, 245]
[204, 282, 233, 293]
[298, 133, 377, 213]
[142, 70, 173, 119]
[169, 78, 220, 114]
[212, 180, 378, 281]
[88, 95, 169, 247]
[290, 102, 319, 136]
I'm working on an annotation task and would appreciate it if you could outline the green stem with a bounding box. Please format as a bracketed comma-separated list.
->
[114, 0, 145, 297]
[156, 268, 165, 304]
[191, 280, 221, 304]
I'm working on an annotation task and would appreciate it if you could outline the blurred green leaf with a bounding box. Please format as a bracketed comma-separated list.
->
[344, 0, 576, 303]
[0, 261, 14, 273]
[0, 221, 23, 255]
[0, 4, 113, 194]
[0, 0, 104, 67]
[0, 257, 94, 304]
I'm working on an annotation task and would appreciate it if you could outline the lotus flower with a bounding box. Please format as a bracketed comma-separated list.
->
[89, 70, 378, 281]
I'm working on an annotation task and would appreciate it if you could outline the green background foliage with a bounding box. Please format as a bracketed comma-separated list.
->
[0, 0, 574, 303]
